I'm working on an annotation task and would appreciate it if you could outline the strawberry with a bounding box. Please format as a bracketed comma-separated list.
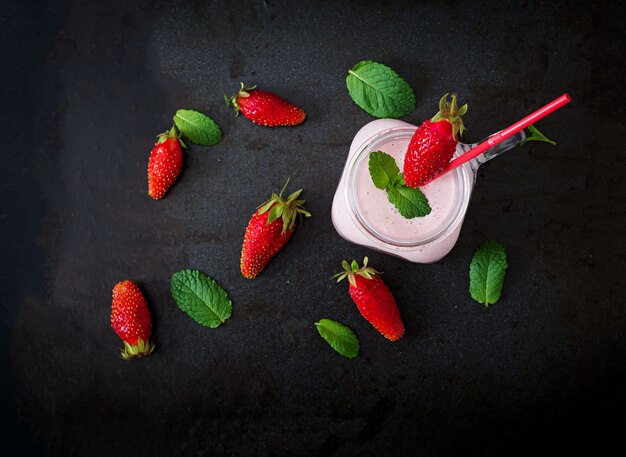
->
[403, 93, 468, 188]
[333, 257, 404, 341]
[110, 280, 155, 360]
[241, 179, 311, 278]
[147, 126, 186, 199]
[226, 83, 306, 127]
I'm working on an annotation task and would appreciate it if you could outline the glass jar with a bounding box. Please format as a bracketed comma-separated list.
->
[331, 119, 525, 263]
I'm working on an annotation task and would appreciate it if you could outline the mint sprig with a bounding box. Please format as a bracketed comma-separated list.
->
[387, 178, 432, 219]
[368, 151, 431, 219]
[346, 61, 416, 118]
[173, 109, 222, 147]
[171, 269, 232, 327]
[521, 124, 556, 146]
[469, 241, 508, 307]
[315, 319, 359, 359]
[369, 151, 401, 189]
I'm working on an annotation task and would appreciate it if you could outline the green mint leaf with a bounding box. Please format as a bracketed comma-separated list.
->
[171, 269, 232, 328]
[369, 151, 401, 189]
[346, 60, 416, 118]
[315, 319, 359, 359]
[386, 180, 432, 218]
[521, 124, 556, 146]
[366, 151, 431, 218]
[469, 241, 508, 307]
[173, 109, 222, 147]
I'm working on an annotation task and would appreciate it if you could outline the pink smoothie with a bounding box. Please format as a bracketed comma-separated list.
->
[352, 136, 459, 243]
[331, 119, 473, 263]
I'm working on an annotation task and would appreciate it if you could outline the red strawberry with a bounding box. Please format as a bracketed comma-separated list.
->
[226, 83, 306, 127]
[333, 257, 404, 341]
[241, 180, 311, 278]
[110, 280, 155, 359]
[403, 93, 468, 188]
[147, 126, 186, 199]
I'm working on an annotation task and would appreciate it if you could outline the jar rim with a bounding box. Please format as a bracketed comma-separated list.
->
[345, 126, 473, 248]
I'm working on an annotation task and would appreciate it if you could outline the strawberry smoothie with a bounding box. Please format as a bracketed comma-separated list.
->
[332, 119, 474, 263]
[332, 119, 525, 262]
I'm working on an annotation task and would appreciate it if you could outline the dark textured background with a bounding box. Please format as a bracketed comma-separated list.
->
[2, 0, 625, 456]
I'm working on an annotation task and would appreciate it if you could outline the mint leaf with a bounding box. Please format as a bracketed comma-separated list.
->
[173, 109, 222, 146]
[315, 319, 359, 359]
[469, 241, 508, 307]
[346, 61, 416, 118]
[369, 151, 401, 189]
[367, 152, 431, 218]
[171, 269, 232, 327]
[387, 179, 432, 218]
[521, 124, 556, 146]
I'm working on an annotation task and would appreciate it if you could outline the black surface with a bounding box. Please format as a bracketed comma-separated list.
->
[3, 0, 625, 456]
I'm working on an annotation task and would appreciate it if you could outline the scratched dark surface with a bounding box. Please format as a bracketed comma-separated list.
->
[2, 0, 625, 455]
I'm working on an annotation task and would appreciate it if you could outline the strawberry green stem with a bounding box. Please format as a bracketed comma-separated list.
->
[225, 82, 257, 115]
[431, 93, 468, 140]
[257, 178, 311, 234]
[155, 125, 187, 149]
[332, 257, 381, 287]
[120, 337, 155, 360]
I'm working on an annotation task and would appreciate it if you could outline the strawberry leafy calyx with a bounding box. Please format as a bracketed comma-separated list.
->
[431, 93, 468, 140]
[332, 257, 382, 287]
[120, 337, 155, 360]
[225, 82, 257, 115]
[257, 178, 311, 234]
[155, 125, 187, 149]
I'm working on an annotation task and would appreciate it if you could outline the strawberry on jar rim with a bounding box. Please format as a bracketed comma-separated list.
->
[225, 82, 306, 127]
[403, 93, 467, 188]
[240, 179, 311, 278]
[333, 257, 405, 341]
[110, 280, 155, 360]
[147, 126, 186, 200]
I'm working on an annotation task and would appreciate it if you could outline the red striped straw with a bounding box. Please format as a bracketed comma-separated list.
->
[434, 93, 571, 179]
